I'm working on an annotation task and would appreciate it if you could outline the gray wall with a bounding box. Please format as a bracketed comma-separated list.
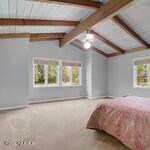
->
[29, 41, 86, 102]
[86, 50, 92, 98]
[0, 38, 29, 108]
[1, 38, 150, 109]
[86, 50, 108, 98]
[0, 39, 107, 108]
[91, 50, 108, 98]
[108, 49, 150, 98]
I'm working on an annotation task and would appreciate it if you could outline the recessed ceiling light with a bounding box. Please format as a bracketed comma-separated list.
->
[84, 40, 91, 49]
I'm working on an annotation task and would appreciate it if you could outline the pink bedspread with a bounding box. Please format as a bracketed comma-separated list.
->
[86, 96, 150, 150]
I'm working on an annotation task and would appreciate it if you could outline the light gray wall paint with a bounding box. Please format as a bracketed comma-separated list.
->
[108, 49, 150, 98]
[86, 50, 92, 98]
[0, 39, 150, 108]
[91, 50, 108, 97]
[29, 41, 86, 101]
[86, 50, 108, 98]
[0, 38, 29, 108]
[0, 38, 108, 107]
[1, 38, 150, 109]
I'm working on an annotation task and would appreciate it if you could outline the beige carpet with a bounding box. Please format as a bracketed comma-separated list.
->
[0, 99, 129, 150]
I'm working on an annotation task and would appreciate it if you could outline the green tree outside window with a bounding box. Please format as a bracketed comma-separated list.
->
[136, 64, 148, 87]
[48, 65, 57, 84]
[34, 64, 45, 85]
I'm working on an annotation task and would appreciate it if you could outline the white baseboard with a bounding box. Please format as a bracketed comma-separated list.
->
[87, 96, 100, 100]
[29, 96, 86, 104]
[30, 95, 115, 104]
[0, 105, 28, 111]
[87, 95, 115, 100]
[0, 95, 116, 111]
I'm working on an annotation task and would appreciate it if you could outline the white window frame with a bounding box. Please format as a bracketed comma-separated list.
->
[133, 57, 150, 89]
[61, 60, 82, 87]
[46, 64, 59, 87]
[33, 58, 82, 88]
[72, 66, 82, 86]
[33, 57, 59, 88]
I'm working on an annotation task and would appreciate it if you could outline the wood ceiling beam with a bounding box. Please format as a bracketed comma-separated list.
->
[0, 33, 30, 39]
[126, 45, 150, 53]
[74, 39, 109, 57]
[30, 33, 64, 39]
[30, 33, 65, 42]
[108, 44, 150, 57]
[31, 0, 102, 9]
[1, 33, 149, 56]
[111, 16, 149, 48]
[0, 18, 78, 26]
[60, 0, 135, 47]
[0, 33, 65, 42]
[30, 37, 61, 42]
[90, 30, 125, 54]
[108, 52, 121, 57]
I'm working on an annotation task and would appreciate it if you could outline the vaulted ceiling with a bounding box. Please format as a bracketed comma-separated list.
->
[0, 0, 150, 57]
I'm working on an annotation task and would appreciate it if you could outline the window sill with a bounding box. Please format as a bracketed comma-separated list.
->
[33, 85, 59, 88]
[33, 85, 82, 88]
[61, 85, 82, 87]
[134, 86, 150, 89]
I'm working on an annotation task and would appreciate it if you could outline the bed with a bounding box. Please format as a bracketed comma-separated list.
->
[86, 96, 150, 150]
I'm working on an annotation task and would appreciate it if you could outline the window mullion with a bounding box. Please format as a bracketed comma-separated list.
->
[147, 64, 150, 87]
[134, 66, 137, 87]
[70, 66, 73, 85]
[59, 61, 62, 86]
[33, 64, 36, 87]
[79, 67, 82, 85]
[45, 65, 48, 86]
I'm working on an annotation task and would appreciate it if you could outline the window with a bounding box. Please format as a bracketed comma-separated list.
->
[134, 57, 150, 88]
[62, 66, 72, 85]
[72, 66, 80, 85]
[48, 64, 58, 85]
[34, 58, 59, 87]
[33, 58, 82, 88]
[34, 64, 45, 86]
[62, 62, 81, 86]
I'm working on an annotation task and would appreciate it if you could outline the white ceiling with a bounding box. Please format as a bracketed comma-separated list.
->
[0, 26, 73, 33]
[0, 0, 149, 54]
[93, 20, 142, 50]
[119, 0, 150, 43]
[0, 0, 94, 33]
[0, 0, 94, 20]
[92, 38, 116, 54]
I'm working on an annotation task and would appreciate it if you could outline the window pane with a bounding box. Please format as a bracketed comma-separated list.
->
[137, 64, 147, 76]
[137, 76, 148, 87]
[48, 65, 57, 85]
[148, 64, 150, 87]
[72, 66, 80, 85]
[62, 66, 71, 85]
[136, 64, 148, 87]
[34, 64, 45, 86]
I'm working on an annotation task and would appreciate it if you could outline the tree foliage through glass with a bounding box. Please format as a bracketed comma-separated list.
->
[48, 65, 57, 84]
[136, 64, 148, 87]
[34, 64, 45, 85]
